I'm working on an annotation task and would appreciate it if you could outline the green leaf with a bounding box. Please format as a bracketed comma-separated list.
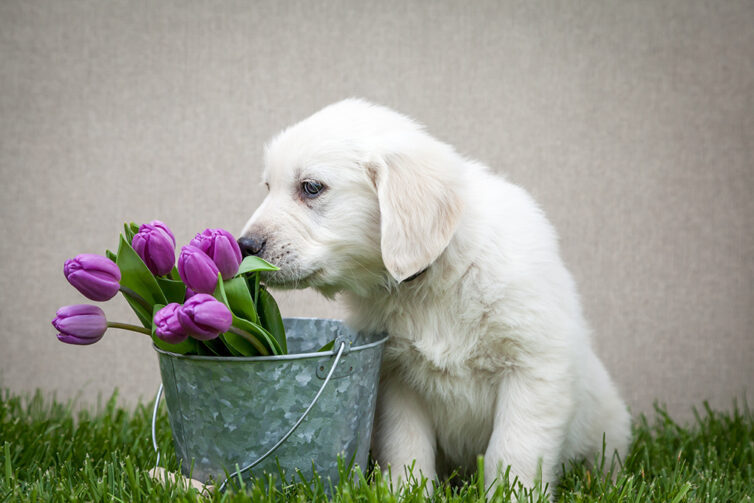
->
[317, 340, 335, 352]
[150, 304, 197, 355]
[120, 292, 152, 328]
[252, 320, 283, 356]
[123, 223, 136, 243]
[236, 256, 279, 276]
[200, 338, 233, 357]
[231, 316, 282, 356]
[252, 273, 260, 305]
[216, 335, 244, 356]
[212, 274, 281, 356]
[213, 275, 256, 356]
[257, 286, 287, 353]
[213, 272, 229, 305]
[223, 277, 258, 323]
[116, 234, 167, 326]
[195, 343, 215, 356]
[105, 249, 117, 262]
[220, 315, 263, 356]
[155, 277, 186, 304]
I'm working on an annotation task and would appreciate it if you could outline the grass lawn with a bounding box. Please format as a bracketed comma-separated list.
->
[0, 389, 751, 502]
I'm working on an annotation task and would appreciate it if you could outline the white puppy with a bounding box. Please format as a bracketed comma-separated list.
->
[239, 99, 631, 495]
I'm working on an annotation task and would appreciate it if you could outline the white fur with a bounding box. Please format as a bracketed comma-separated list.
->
[241, 99, 631, 495]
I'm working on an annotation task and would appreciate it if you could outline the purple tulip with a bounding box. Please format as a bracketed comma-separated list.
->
[132, 221, 176, 276]
[190, 228, 243, 279]
[52, 305, 108, 345]
[177, 245, 220, 294]
[64, 254, 121, 301]
[177, 294, 232, 340]
[153, 303, 187, 344]
[149, 221, 175, 246]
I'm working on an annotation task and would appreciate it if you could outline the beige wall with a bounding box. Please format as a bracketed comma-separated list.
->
[0, 0, 751, 421]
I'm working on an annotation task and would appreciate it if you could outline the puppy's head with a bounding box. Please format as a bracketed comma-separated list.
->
[239, 99, 465, 296]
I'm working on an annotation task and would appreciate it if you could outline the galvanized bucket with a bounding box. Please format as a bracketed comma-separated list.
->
[151, 318, 387, 489]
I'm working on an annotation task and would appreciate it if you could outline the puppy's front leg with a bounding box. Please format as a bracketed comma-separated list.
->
[372, 373, 436, 491]
[485, 367, 573, 497]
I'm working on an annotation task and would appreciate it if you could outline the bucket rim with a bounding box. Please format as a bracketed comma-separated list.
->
[153, 317, 388, 362]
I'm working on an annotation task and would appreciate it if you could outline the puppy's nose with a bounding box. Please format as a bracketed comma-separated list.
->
[237, 236, 266, 257]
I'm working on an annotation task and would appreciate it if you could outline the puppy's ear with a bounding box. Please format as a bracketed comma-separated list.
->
[366, 140, 465, 282]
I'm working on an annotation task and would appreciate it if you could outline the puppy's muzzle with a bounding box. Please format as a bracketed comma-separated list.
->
[237, 235, 266, 257]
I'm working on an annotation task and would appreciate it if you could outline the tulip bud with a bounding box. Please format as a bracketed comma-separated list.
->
[132, 221, 176, 276]
[177, 294, 232, 340]
[153, 303, 187, 344]
[177, 245, 220, 294]
[148, 220, 176, 246]
[53, 305, 108, 345]
[190, 228, 243, 279]
[64, 254, 121, 301]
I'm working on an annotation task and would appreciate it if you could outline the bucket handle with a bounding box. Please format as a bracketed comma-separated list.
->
[151, 340, 348, 492]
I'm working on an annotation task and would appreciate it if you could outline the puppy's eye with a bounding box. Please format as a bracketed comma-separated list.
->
[301, 179, 324, 198]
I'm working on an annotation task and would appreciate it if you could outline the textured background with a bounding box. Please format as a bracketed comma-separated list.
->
[0, 0, 751, 420]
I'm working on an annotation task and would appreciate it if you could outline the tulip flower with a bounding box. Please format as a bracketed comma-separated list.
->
[53, 305, 108, 345]
[149, 220, 175, 246]
[132, 221, 176, 276]
[53, 304, 152, 346]
[190, 228, 243, 279]
[177, 294, 232, 340]
[177, 245, 220, 294]
[64, 254, 121, 301]
[154, 303, 188, 344]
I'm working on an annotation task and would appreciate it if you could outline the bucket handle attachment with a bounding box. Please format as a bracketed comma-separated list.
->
[151, 340, 348, 492]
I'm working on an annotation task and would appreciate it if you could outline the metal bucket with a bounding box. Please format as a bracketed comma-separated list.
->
[153, 317, 387, 488]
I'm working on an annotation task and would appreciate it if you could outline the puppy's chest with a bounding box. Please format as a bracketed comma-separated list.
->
[351, 284, 520, 393]
[385, 323, 502, 466]
[381, 314, 518, 398]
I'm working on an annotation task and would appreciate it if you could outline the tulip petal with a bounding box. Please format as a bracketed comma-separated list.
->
[57, 333, 100, 345]
[77, 254, 121, 280]
[133, 224, 176, 276]
[54, 314, 107, 338]
[52, 304, 107, 344]
[154, 303, 188, 344]
[56, 304, 105, 318]
[189, 229, 242, 280]
[156, 331, 187, 345]
[148, 220, 176, 247]
[176, 294, 228, 340]
[64, 254, 121, 301]
[193, 302, 232, 333]
[213, 235, 241, 278]
[178, 246, 219, 294]
[177, 308, 216, 340]
[147, 234, 176, 276]
[67, 270, 119, 301]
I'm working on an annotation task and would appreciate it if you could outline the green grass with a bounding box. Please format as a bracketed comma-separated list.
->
[0, 390, 751, 502]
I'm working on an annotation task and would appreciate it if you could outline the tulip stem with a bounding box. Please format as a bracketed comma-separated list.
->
[107, 322, 152, 335]
[228, 326, 270, 356]
[119, 286, 153, 312]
